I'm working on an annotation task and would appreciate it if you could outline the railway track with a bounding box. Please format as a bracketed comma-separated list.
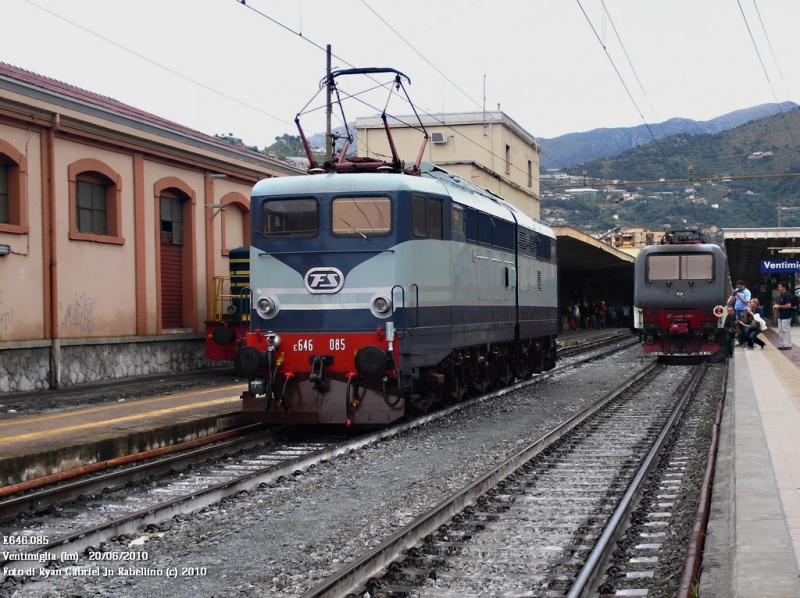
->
[0, 335, 635, 520]
[556, 330, 637, 360]
[301, 361, 710, 597]
[0, 428, 357, 566]
[0, 339, 638, 582]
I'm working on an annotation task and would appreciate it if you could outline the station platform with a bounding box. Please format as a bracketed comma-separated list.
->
[0, 376, 244, 487]
[702, 325, 800, 597]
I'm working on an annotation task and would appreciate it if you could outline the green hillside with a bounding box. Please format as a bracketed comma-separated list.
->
[542, 107, 800, 237]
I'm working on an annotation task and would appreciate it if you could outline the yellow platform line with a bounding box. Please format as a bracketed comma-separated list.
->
[0, 396, 240, 444]
[762, 348, 800, 413]
[0, 384, 242, 429]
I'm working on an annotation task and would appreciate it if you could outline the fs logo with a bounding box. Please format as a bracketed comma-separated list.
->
[304, 267, 344, 294]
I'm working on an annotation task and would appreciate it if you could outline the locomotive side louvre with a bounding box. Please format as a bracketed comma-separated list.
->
[634, 240, 729, 356]
[237, 166, 557, 425]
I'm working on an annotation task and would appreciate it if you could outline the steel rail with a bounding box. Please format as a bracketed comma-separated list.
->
[566, 361, 708, 598]
[557, 331, 637, 359]
[0, 424, 282, 521]
[677, 362, 728, 598]
[0, 423, 266, 499]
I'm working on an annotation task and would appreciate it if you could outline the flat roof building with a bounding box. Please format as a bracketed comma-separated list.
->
[357, 111, 542, 219]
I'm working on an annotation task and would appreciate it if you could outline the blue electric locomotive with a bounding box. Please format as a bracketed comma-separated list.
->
[234, 164, 558, 425]
[634, 230, 729, 356]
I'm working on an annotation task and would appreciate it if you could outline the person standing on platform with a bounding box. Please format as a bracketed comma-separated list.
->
[774, 281, 794, 350]
[621, 305, 630, 328]
[732, 280, 751, 321]
[597, 301, 607, 330]
[723, 305, 737, 358]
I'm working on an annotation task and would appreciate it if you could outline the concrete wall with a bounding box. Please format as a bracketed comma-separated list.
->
[0, 336, 219, 393]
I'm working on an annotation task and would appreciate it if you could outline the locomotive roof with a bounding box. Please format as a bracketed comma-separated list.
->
[251, 164, 554, 238]
[636, 242, 726, 259]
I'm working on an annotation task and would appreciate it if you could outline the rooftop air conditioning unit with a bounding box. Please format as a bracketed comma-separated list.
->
[431, 132, 448, 144]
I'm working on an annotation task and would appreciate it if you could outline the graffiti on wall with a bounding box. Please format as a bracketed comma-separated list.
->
[0, 289, 11, 335]
[62, 293, 96, 333]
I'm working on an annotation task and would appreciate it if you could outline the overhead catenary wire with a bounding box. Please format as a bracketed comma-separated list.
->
[575, 0, 679, 180]
[26, 0, 291, 129]
[750, 0, 793, 103]
[600, 0, 670, 141]
[735, 0, 800, 161]
[236, 0, 561, 197]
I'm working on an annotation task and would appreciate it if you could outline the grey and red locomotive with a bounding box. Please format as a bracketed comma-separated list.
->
[634, 229, 729, 356]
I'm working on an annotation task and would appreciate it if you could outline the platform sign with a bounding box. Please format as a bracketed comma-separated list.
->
[761, 259, 800, 273]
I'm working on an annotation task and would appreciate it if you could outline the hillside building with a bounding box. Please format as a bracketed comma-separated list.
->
[0, 63, 302, 393]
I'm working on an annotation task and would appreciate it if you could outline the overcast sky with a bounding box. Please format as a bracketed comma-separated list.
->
[3, 0, 799, 151]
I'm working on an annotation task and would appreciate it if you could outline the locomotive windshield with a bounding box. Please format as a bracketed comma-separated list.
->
[261, 198, 318, 238]
[647, 253, 714, 281]
[332, 196, 391, 236]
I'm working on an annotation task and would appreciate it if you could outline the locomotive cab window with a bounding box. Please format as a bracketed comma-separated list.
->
[332, 196, 391, 236]
[451, 204, 465, 241]
[412, 194, 426, 237]
[261, 198, 318, 238]
[429, 198, 443, 240]
[647, 254, 714, 281]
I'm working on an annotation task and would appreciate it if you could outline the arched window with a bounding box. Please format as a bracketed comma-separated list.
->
[0, 139, 28, 235]
[68, 159, 123, 244]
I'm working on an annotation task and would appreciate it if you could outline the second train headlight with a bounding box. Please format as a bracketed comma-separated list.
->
[256, 296, 279, 318]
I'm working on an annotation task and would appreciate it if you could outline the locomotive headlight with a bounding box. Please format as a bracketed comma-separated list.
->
[257, 297, 275, 312]
[256, 296, 279, 319]
[370, 294, 392, 318]
[373, 296, 390, 313]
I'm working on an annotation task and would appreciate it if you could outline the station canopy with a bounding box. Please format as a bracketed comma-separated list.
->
[723, 228, 800, 288]
[553, 227, 634, 287]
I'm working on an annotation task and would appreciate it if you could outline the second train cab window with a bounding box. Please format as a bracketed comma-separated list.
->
[332, 196, 391, 236]
[648, 254, 714, 281]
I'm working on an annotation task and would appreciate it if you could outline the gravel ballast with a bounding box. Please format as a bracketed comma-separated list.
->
[4, 344, 722, 598]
